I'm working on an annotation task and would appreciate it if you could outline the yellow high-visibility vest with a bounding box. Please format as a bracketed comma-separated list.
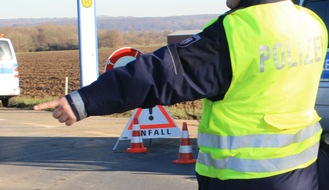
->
[196, 1, 328, 180]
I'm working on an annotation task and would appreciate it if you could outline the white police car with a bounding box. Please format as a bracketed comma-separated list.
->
[0, 34, 20, 107]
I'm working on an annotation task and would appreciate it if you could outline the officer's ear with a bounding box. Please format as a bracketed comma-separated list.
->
[226, 0, 241, 9]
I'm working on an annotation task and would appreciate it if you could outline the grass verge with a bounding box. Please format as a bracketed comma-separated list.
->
[14, 97, 58, 110]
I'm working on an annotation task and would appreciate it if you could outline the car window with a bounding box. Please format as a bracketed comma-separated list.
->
[0, 41, 13, 61]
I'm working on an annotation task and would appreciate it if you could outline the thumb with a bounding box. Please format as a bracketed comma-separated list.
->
[34, 99, 60, 111]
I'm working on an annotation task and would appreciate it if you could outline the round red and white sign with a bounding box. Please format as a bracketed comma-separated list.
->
[105, 47, 143, 72]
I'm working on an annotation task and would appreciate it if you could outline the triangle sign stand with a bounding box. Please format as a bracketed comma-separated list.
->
[105, 47, 182, 150]
[113, 105, 181, 150]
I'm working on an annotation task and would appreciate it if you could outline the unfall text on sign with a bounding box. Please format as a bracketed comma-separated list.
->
[141, 129, 172, 137]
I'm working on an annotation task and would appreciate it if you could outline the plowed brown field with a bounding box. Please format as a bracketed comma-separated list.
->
[17, 47, 157, 98]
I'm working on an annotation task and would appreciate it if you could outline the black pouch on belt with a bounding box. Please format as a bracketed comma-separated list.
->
[320, 133, 329, 153]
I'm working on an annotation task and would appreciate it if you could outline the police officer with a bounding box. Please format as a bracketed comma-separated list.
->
[34, 0, 328, 189]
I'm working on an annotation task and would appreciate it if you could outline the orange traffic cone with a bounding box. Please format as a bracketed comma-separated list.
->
[127, 118, 148, 153]
[172, 122, 196, 164]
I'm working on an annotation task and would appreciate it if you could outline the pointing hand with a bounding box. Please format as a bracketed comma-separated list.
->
[34, 97, 77, 126]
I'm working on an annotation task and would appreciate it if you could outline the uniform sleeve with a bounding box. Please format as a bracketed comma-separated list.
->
[76, 18, 232, 116]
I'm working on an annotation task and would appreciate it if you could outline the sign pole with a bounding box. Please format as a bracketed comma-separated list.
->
[77, 0, 99, 87]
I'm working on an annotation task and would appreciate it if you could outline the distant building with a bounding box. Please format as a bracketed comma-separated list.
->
[167, 30, 201, 44]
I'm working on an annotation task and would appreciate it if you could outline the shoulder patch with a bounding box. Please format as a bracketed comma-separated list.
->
[177, 34, 201, 48]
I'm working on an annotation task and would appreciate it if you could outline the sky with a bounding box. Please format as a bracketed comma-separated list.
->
[0, 0, 229, 19]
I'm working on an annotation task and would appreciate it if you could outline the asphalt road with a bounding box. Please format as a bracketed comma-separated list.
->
[0, 108, 199, 190]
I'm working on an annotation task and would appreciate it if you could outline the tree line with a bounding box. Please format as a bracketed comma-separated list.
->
[0, 25, 171, 52]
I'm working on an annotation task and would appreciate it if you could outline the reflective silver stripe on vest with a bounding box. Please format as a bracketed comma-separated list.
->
[198, 122, 322, 149]
[197, 142, 319, 173]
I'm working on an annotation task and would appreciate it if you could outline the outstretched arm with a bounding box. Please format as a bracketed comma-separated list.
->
[33, 17, 231, 126]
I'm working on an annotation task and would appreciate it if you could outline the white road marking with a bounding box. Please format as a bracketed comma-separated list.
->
[22, 123, 59, 128]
